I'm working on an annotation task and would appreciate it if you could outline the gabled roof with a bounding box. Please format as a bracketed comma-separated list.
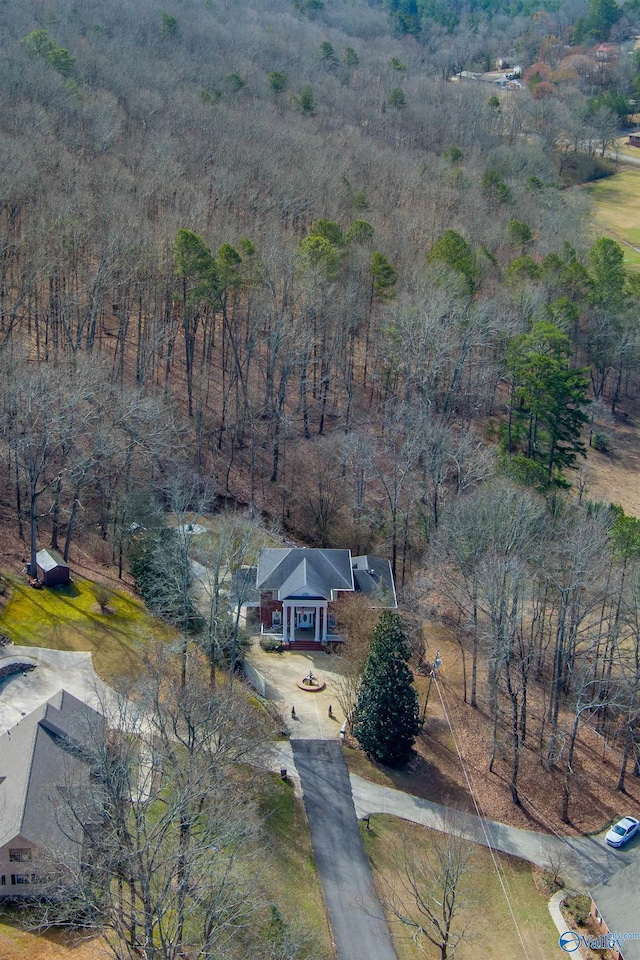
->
[279, 557, 332, 599]
[590, 859, 640, 960]
[352, 555, 397, 608]
[35, 548, 69, 572]
[256, 549, 354, 601]
[0, 690, 102, 855]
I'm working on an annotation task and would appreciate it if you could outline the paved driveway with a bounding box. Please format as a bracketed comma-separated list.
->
[0, 645, 115, 733]
[245, 643, 350, 739]
[292, 740, 397, 960]
[350, 773, 632, 889]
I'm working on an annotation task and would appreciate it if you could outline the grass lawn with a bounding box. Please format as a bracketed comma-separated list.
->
[0, 574, 174, 682]
[360, 816, 561, 960]
[0, 919, 107, 960]
[0, 776, 332, 960]
[258, 774, 333, 959]
[586, 168, 640, 272]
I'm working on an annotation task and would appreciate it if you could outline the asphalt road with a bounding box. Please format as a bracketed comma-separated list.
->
[349, 773, 634, 889]
[291, 740, 398, 960]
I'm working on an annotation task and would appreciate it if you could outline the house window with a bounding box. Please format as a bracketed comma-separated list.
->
[328, 614, 337, 630]
[0, 875, 5, 885]
[12, 874, 31, 884]
[9, 848, 31, 862]
[271, 610, 281, 628]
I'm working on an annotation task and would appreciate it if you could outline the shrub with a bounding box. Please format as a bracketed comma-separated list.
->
[592, 431, 611, 453]
[562, 893, 591, 927]
[260, 638, 282, 653]
[92, 583, 115, 613]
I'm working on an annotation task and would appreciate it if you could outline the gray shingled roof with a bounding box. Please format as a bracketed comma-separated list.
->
[35, 549, 69, 573]
[256, 549, 354, 600]
[352, 555, 397, 608]
[0, 690, 103, 857]
[230, 566, 260, 606]
[590, 860, 640, 960]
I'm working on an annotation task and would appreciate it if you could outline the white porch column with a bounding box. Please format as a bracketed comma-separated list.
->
[314, 604, 320, 642]
[282, 602, 288, 642]
[322, 604, 328, 642]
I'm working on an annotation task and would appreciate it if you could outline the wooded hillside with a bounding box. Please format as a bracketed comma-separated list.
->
[1, 0, 640, 582]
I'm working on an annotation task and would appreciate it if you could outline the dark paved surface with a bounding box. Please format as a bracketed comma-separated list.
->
[292, 740, 398, 960]
[349, 773, 633, 890]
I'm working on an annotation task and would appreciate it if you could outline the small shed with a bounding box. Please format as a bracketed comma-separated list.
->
[35, 549, 70, 587]
[628, 132, 640, 148]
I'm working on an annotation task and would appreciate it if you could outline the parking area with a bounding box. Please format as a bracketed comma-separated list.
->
[0, 645, 115, 734]
[244, 640, 351, 740]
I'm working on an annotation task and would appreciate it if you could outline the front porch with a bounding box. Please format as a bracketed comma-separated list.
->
[264, 598, 345, 645]
[260, 624, 345, 647]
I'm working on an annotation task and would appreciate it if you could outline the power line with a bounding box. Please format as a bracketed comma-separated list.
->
[434, 676, 535, 960]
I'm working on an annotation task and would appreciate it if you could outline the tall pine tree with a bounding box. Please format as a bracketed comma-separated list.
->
[353, 612, 420, 768]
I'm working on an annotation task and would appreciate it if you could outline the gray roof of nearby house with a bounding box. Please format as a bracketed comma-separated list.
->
[35, 548, 69, 573]
[0, 690, 102, 857]
[590, 860, 640, 960]
[352, 556, 397, 608]
[256, 549, 354, 600]
[230, 566, 260, 606]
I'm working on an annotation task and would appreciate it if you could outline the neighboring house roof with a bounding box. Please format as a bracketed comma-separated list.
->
[230, 566, 260, 606]
[590, 860, 640, 960]
[35, 548, 69, 572]
[352, 555, 397, 608]
[0, 690, 102, 858]
[256, 549, 354, 601]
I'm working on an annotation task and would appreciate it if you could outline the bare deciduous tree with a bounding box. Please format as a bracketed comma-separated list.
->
[330, 593, 380, 725]
[379, 827, 476, 960]
[38, 650, 300, 960]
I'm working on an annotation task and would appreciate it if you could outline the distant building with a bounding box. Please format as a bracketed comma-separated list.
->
[628, 132, 640, 148]
[595, 43, 617, 63]
[35, 548, 70, 587]
[0, 690, 103, 898]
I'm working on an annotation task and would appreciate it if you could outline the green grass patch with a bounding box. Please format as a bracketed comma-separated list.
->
[0, 574, 173, 682]
[257, 774, 332, 958]
[361, 815, 561, 960]
[586, 168, 640, 273]
[342, 743, 398, 788]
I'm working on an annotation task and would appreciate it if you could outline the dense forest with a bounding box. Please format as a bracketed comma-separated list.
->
[4, 0, 640, 917]
[4, 0, 640, 583]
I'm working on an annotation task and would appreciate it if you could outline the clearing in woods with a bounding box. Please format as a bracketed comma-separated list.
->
[586, 165, 640, 271]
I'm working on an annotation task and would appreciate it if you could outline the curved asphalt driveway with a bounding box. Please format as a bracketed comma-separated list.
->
[291, 740, 397, 960]
[350, 773, 634, 889]
[272, 740, 633, 891]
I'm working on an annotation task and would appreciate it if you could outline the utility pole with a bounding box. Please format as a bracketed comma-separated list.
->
[421, 650, 442, 725]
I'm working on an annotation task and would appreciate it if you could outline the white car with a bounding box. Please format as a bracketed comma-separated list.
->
[605, 816, 640, 847]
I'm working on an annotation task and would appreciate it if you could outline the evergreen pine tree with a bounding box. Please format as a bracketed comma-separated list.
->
[353, 612, 420, 768]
